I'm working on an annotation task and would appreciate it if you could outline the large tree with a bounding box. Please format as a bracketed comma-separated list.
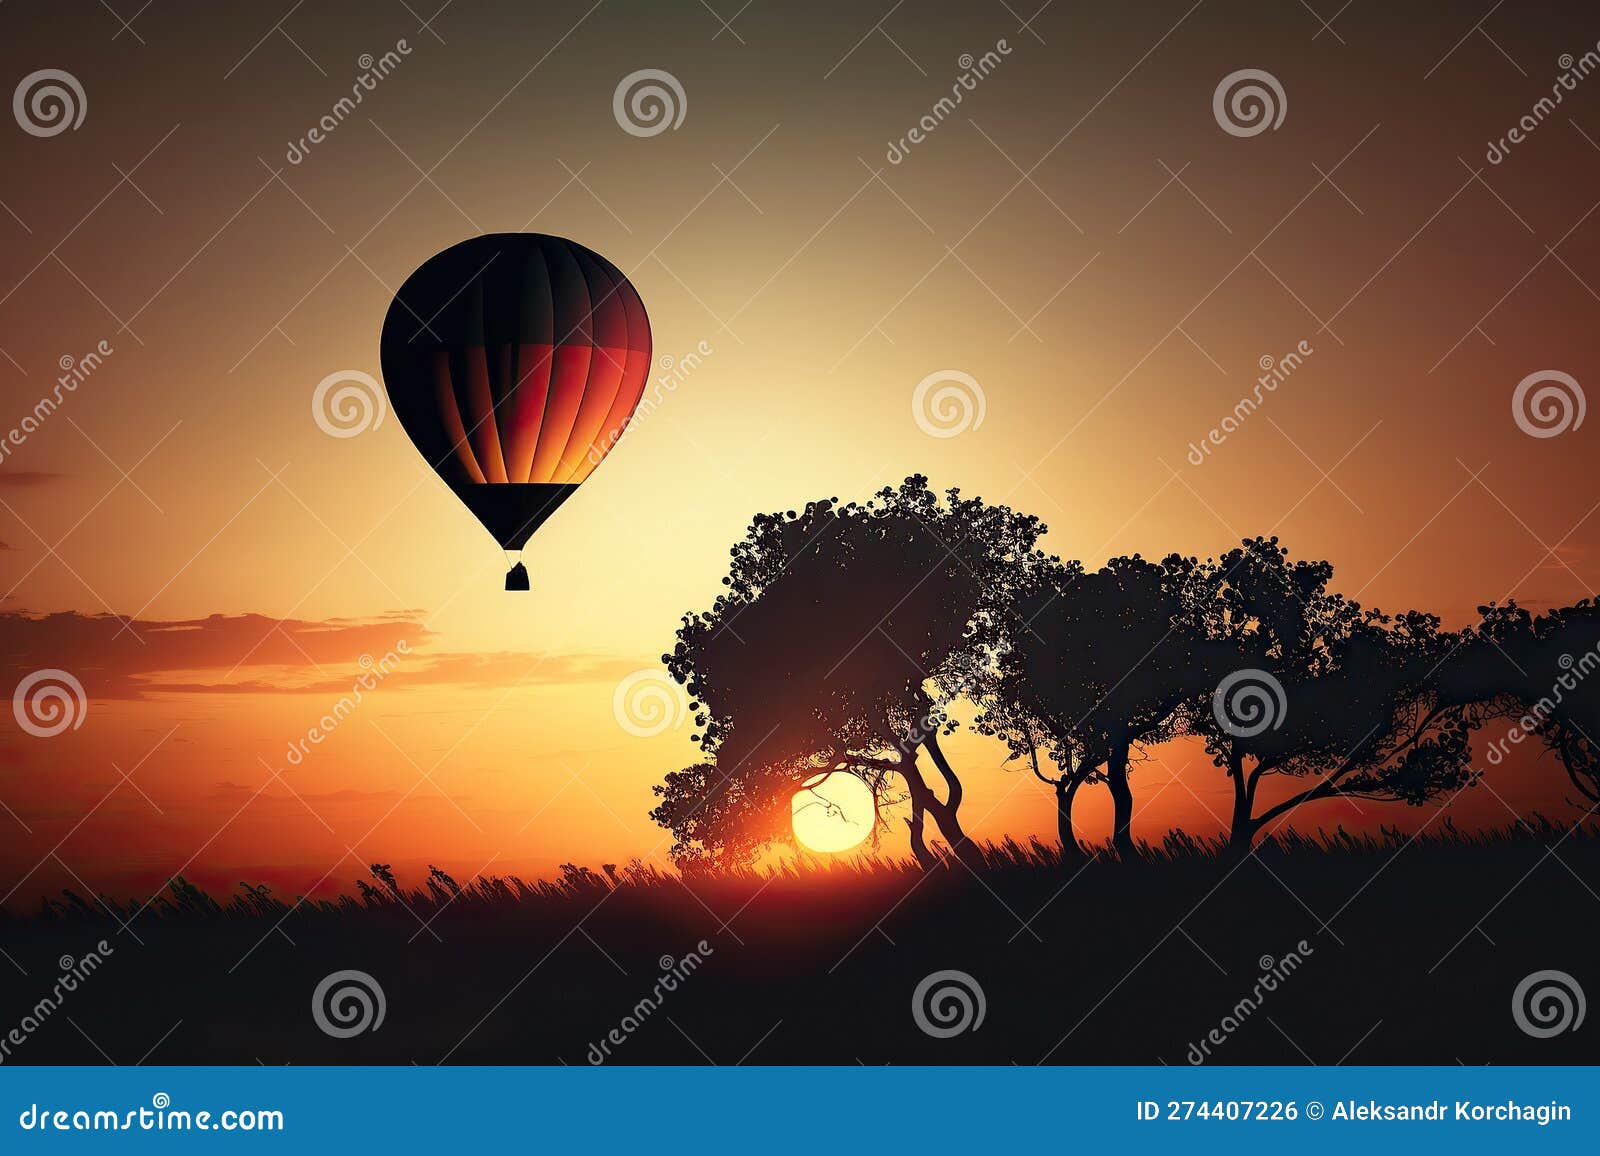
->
[972, 687, 1102, 865]
[1468, 598, 1600, 808]
[979, 553, 1222, 859]
[1188, 538, 1484, 850]
[653, 477, 1051, 868]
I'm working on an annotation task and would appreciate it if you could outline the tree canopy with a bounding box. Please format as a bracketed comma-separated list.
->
[653, 476, 1051, 868]
[650, 482, 1597, 868]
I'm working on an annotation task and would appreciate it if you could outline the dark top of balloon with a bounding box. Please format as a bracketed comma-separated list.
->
[380, 233, 650, 357]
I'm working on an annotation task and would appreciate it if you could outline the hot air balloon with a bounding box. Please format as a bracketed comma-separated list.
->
[379, 234, 652, 590]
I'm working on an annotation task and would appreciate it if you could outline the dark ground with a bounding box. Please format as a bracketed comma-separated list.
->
[1, 825, 1595, 1065]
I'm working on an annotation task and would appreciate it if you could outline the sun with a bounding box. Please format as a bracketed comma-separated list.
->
[791, 772, 876, 853]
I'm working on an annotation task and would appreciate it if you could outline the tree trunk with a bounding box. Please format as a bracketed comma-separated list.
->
[905, 791, 935, 870]
[1055, 777, 1086, 865]
[1227, 750, 1254, 857]
[922, 732, 985, 869]
[897, 754, 952, 869]
[1106, 739, 1137, 860]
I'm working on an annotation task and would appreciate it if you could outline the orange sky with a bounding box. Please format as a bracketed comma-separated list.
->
[2, 0, 1599, 903]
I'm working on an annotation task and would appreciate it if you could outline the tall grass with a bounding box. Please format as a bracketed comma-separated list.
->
[8, 816, 1590, 926]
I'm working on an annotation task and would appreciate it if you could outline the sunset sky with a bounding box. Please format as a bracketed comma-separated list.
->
[2, 0, 1599, 903]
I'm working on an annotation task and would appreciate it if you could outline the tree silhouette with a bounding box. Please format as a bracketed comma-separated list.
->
[980, 553, 1221, 858]
[1187, 538, 1483, 850]
[1469, 598, 1600, 808]
[650, 481, 1600, 871]
[650, 757, 837, 869]
[656, 476, 1051, 868]
[974, 679, 1101, 864]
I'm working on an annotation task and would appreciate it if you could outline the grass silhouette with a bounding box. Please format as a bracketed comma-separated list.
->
[2, 820, 1595, 1064]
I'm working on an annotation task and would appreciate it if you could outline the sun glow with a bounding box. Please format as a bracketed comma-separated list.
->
[791, 772, 876, 854]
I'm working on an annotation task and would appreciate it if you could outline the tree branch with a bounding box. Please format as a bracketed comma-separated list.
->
[1251, 699, 1452, 830]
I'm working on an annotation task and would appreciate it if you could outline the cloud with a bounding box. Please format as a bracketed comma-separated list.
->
[0, 471, 61, 488]
[0, 610, 641, 701]
[151, 652, 638, 695]
[1537, 544, 1592, 575]
[210, 782, 407, 804]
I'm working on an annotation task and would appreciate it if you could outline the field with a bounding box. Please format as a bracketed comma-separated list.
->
[1, 823, 1595, 1065]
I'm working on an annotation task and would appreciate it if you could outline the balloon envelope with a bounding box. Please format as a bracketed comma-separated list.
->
[379, 233, 652, 565]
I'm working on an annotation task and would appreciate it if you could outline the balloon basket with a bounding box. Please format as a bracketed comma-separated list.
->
[505, 562, 530, 592]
